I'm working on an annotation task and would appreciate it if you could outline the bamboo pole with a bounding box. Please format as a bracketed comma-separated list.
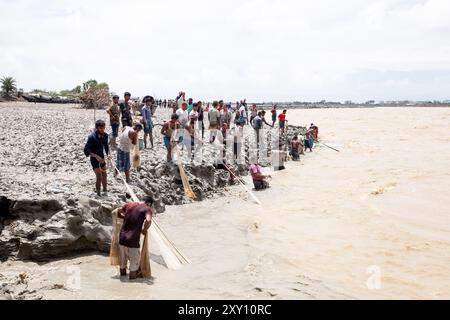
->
[321, 142, 340, 152]
[223, 163, 261, 205]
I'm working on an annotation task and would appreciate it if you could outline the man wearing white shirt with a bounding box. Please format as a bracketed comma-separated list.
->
[176, 102, 189, 128]
[176, 102, 189, 147]
[238, 104, 247, 126]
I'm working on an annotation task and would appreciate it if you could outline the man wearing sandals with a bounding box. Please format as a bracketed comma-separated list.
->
[117, 196, 153, 280]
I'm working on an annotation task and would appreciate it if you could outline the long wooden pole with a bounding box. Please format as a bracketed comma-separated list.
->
[223, 163, 261, 205]
[321, 142, 340, 152]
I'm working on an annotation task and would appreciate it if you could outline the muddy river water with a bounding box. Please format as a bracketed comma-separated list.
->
[2, 107, 449, 299]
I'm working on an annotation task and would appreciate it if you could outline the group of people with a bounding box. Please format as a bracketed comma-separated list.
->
[289, 123, 319, 161]
[82, 92, 321, 279]
[250, 122, 319, 190]
[159, 93, 291, 165]
[84, 92, 146, 196]
[83, 91, 318, 197]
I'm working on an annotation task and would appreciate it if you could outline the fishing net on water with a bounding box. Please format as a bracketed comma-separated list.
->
[107, 158, 191, 270]
[173, 145, 197, 200]
[110, 208, 122, 266]
[132, 142, 141, 169]
[110, 207, 151, 277]
[139, 233, 152, 278]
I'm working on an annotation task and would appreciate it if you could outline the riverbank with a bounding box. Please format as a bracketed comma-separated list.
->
[1, 105, 450, 300]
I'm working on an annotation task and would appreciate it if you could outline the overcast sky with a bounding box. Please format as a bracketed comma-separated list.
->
[1, 0, 449, 102]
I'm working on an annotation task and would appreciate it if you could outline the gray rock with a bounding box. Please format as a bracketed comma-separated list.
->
[0, 103, 253, 262]
[0, 196, 112, 262]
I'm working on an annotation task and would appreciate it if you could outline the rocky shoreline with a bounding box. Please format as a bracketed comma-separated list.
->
[0, 102, 306, 265]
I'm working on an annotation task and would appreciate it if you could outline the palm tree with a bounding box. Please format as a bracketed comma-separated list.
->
[1, 77, 17, 96]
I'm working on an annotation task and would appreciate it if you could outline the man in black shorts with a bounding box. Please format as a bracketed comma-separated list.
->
[84, 120, 111, 196]
[120, 92, 133, 127]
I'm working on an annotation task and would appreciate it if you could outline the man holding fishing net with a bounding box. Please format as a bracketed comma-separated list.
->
[161, 113, 182, 162]
[114, 123, 143, 182]
[304, 126, 315, 152]
[249, 155, 271, 190]
[114, 196, 153, 280]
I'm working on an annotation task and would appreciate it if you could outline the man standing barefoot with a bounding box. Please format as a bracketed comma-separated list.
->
[120, 92, 133, 127]
[305, 126, 314, 152]
[84, 120, 111, 196]
[141, 97, 154, 149]
[271, 105, 277, 127]
[117, 196, 153, 280]
[197, 101, 205, 140]
[278, 109, 287, 134]
[208, 101, 220, 143]
[161, 114, 181, 162]
[106, 95, 120, 148]
[116, 123, 143, 183]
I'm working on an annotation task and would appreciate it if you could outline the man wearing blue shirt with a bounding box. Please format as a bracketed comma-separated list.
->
[84, 120, 111, 196]
[141, 97, 154, 149]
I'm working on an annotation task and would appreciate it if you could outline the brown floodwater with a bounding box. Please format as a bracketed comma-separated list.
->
[2, 107, 449, 299]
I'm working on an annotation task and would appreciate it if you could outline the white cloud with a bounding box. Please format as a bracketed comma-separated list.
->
[0, 0, 449, 102]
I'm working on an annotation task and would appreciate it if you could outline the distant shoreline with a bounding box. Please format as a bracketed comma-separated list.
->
[255, 104, 450, 110]
[1, 101, 449, 110]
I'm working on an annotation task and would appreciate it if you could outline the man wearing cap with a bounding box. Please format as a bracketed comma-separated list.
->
[120, 92, 133, 127]
[106, 95, 121, 148]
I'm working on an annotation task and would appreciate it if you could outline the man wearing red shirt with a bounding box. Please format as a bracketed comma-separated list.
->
[117, 196, 153, 280]
[249, 159, 271, 190]
[278, 109, 287, 134]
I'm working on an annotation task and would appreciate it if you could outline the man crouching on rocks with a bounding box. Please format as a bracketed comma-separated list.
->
[84, 120, 111, 196]
[249, 156, 271, 191]
[117, 196, 153, 280]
